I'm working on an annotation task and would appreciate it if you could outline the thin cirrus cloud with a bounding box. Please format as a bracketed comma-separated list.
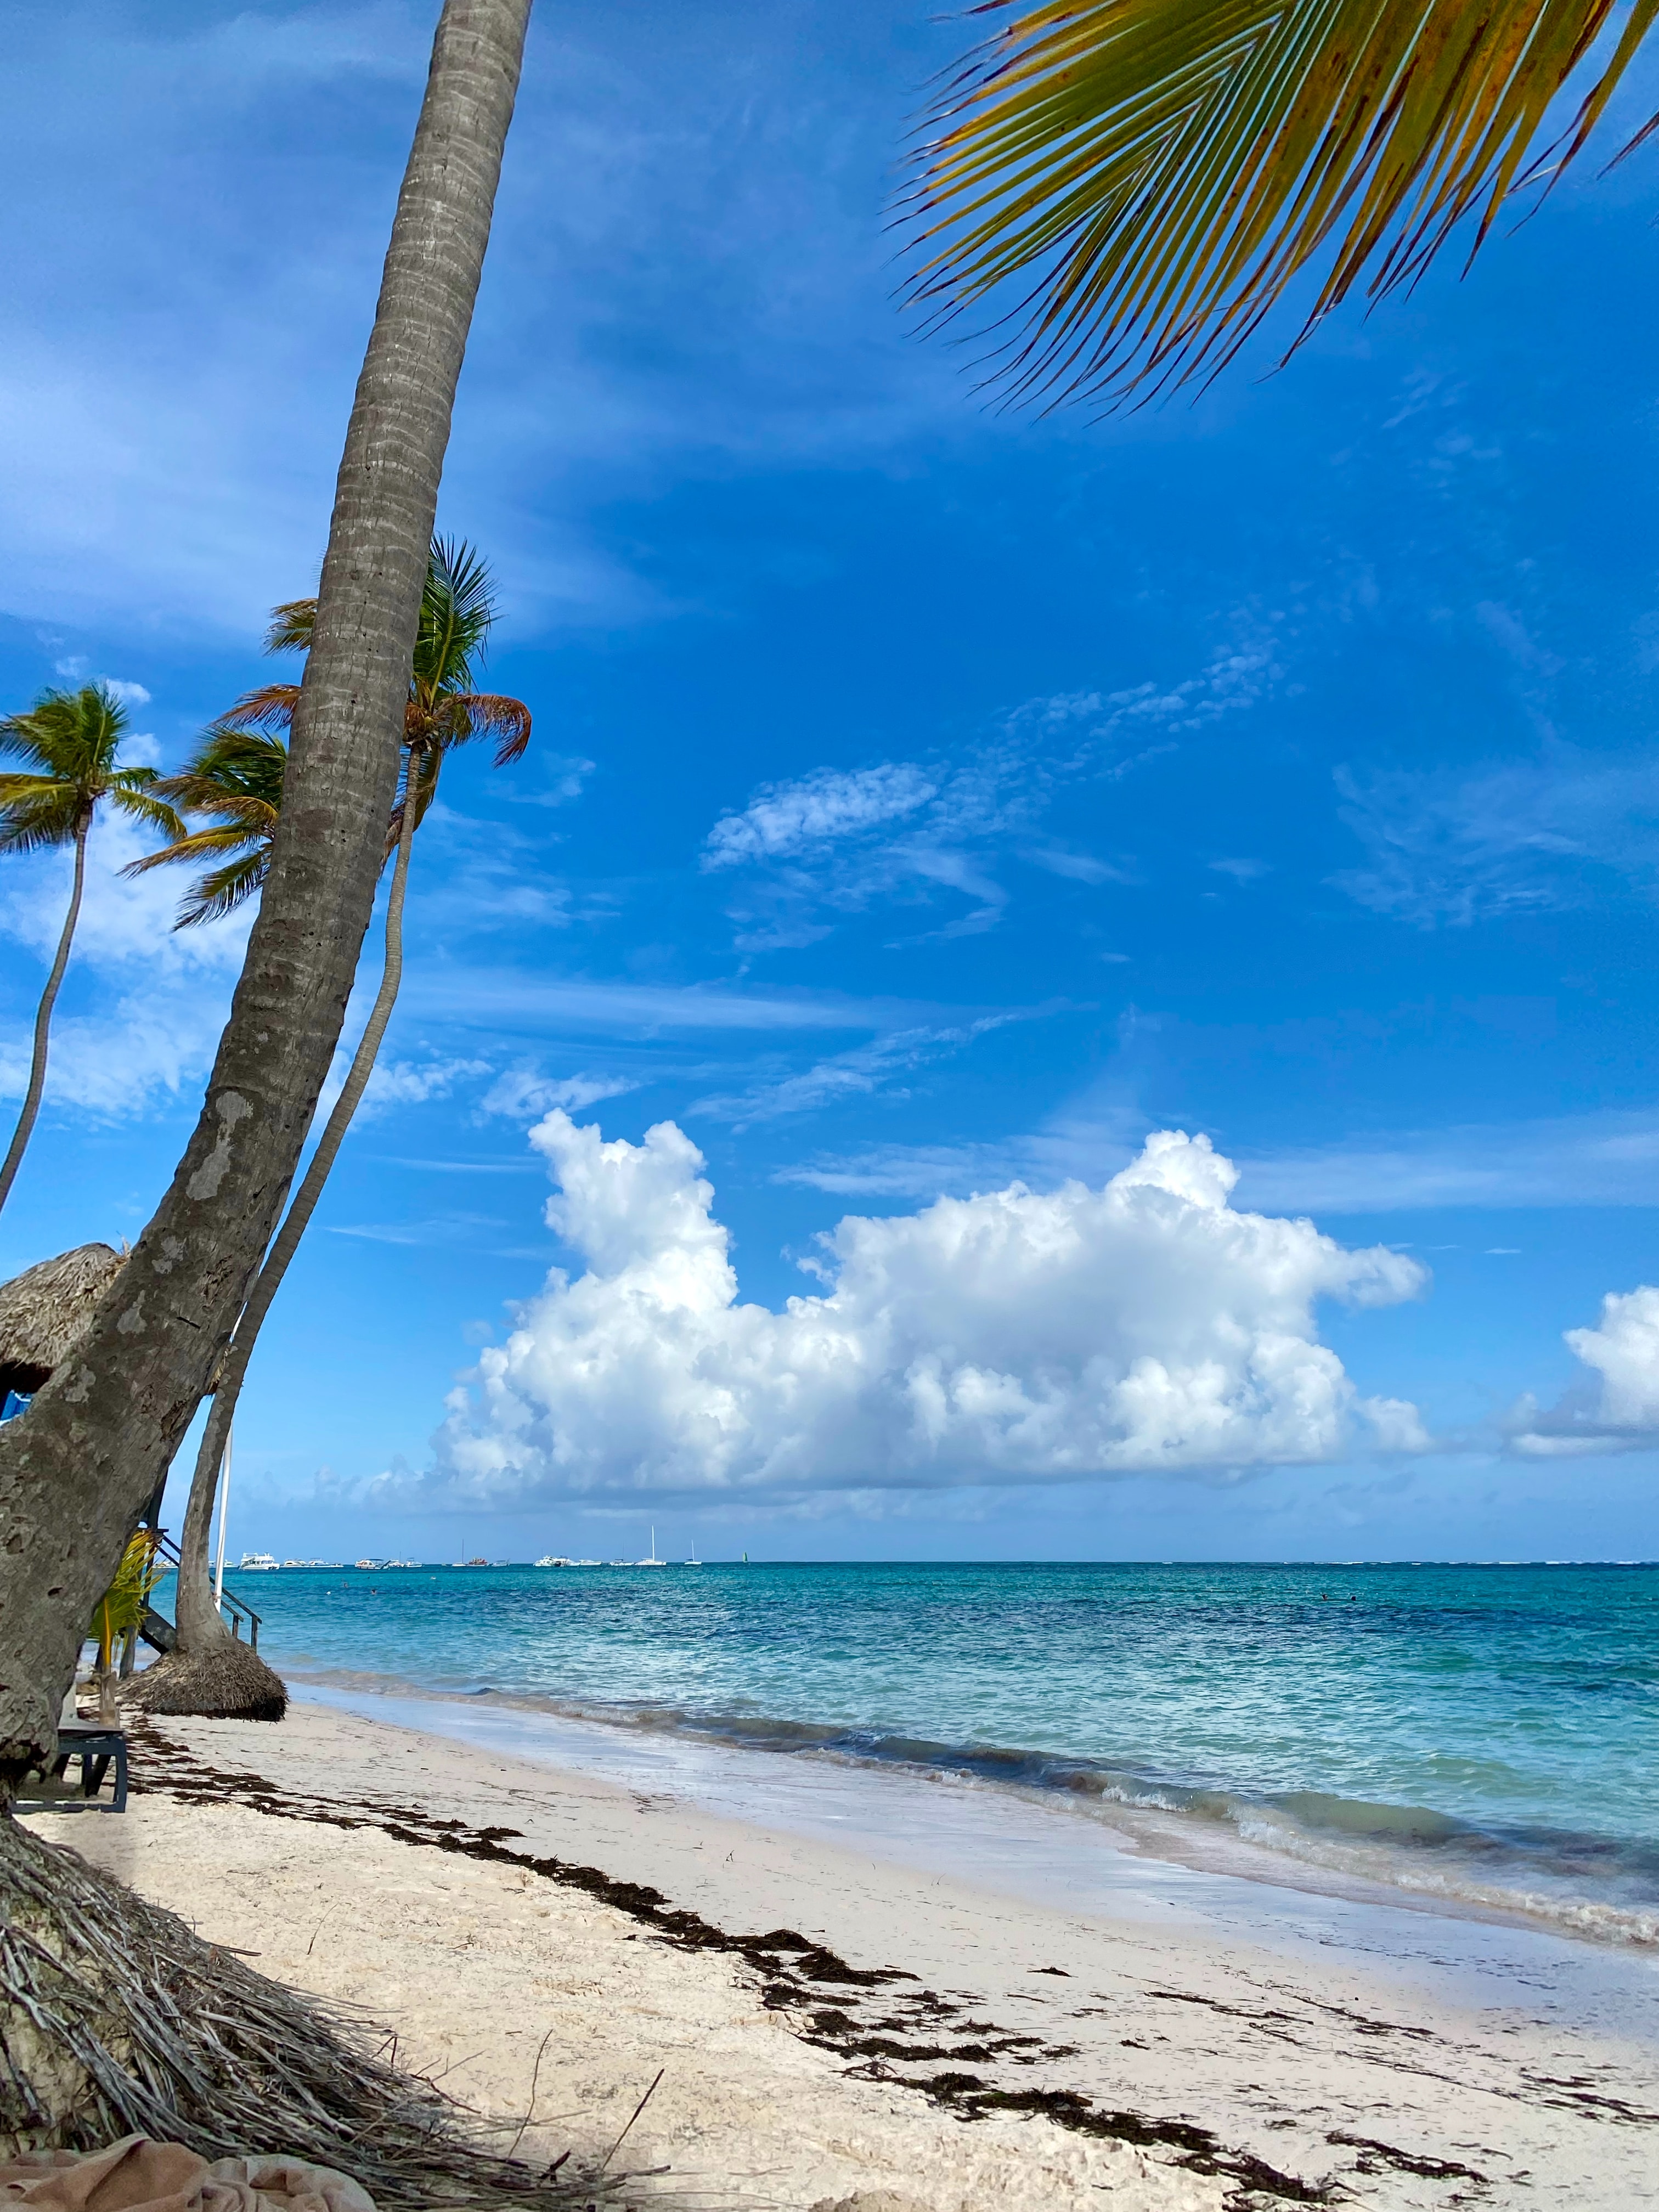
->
[778, 1101, 1659, 1214]
[703, 633, 1280, 950]
[1330, 749, 1659, 928]
[408, 1111, 1429, 1511]
[690, 1015, 1023, 1131]
[1, 0, 973, 640]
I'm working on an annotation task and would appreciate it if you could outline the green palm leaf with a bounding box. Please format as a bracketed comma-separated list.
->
[126, 725, 287, 927]
[904, 0, 1659, 408]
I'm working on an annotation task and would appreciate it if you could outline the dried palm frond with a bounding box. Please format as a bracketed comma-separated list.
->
[0, 1819, 629, 2207]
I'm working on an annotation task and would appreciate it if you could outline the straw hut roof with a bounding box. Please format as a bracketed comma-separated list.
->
[0, 1242, 125, 1400]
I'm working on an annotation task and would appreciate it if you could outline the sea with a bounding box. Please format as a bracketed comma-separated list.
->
[215, 1558, 1659, 1950]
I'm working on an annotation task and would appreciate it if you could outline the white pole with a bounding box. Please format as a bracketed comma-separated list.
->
[213, 1418, 233, 1610]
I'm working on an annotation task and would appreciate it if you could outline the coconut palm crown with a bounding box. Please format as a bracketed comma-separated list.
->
[904, 0, 1659, 410]
[0, 685, 181, 1215]
[0, 685, 178, 857]
[240, 534, 528, 848]
[128, 538, 528, 928]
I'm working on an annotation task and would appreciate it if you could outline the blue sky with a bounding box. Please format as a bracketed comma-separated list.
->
[3, 0, 1659, 1562]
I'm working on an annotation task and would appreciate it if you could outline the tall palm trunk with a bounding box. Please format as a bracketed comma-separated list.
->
[172, 762, 423, 1651]
[0, 0, 534, 1786]
[0, 815, 88, 1217]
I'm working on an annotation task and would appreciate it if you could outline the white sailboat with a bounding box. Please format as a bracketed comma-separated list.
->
[636, 1526, 667, 1566]
[684, 1541, 701, 1566]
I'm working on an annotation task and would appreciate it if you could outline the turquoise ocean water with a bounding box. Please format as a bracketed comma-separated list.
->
[211, 1560, 1659, 1945]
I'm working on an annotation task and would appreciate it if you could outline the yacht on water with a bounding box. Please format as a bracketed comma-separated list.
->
[238, 1551, 279, 1571]
[637, 1527, 667, 1566]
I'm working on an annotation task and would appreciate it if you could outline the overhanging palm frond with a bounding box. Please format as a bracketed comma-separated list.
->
[904, 0, 1659, 408]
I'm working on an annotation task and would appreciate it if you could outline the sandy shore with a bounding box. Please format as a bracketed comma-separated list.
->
[37, 1700, 1659, 2212]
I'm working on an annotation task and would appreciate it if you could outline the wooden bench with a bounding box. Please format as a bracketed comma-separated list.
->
[13, 1720, 128, 1813]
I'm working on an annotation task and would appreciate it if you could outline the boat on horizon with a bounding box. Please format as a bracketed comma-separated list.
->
[238, 1551, 279, 1571]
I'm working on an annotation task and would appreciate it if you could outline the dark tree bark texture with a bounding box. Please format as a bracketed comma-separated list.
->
[0, 0, 534, 1780]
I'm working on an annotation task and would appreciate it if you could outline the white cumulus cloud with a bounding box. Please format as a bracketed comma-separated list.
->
[420, 1114, 1429, 1508]
[1510, 1285, 1659, 1455]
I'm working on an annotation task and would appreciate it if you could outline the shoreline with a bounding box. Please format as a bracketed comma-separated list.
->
[49, 1696, 1659, 2210]
[283, 1667, 1659, 1961]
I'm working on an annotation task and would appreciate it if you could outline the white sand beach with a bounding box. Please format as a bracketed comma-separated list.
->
[40, 1700, 1659, 2212]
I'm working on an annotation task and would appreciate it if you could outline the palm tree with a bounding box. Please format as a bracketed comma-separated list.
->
[132, 540, 530, 1713]
[0, 0, 534, 1793]
[904, 0, 1658, 409]
[0, 684, 182, 1217]
[123, 727, 287, 928]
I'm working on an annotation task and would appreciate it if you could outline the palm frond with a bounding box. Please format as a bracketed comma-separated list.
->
[0, 780, 87, 855]
[0, 683, 129, 781]
[264, 597, 318, 654]
[153, 726, 288, 817]
[108, 785, 187, 843]
[91, 1531, 163, 1647]
[438, 693, 533, 765]
[903, 0, 1659, 408]
[415, 536, 498, 701]
[171, 845, 273, 928]
[123, 822, 265, 876]
[129, 726, 285, 923]
[221, 684, 302, 734]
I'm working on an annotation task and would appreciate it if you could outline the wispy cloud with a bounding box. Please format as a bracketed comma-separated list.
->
[1237, 1107, 1659, 1215]
[410, 972, 932, 1036]
[479, 1069, 637, 1121]
[781, 1099, 1659, 1214]
[690, 1015, 1022, 1130]
[1330, 749, 1659, 928]
[325, 1210, 510, 1248]
[706, 621, 1281, 950]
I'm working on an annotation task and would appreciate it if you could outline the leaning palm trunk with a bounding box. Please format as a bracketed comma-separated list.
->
[132, 768, 423, 1717]
[0, 818, 87, 1218]
[0, 0, 533, 1785]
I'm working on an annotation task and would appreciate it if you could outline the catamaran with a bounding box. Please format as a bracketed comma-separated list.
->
[636, 1527, 666, 1566]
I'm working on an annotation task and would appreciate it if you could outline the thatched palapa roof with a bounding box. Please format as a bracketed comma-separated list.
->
[0, 1242, 126, 1400]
